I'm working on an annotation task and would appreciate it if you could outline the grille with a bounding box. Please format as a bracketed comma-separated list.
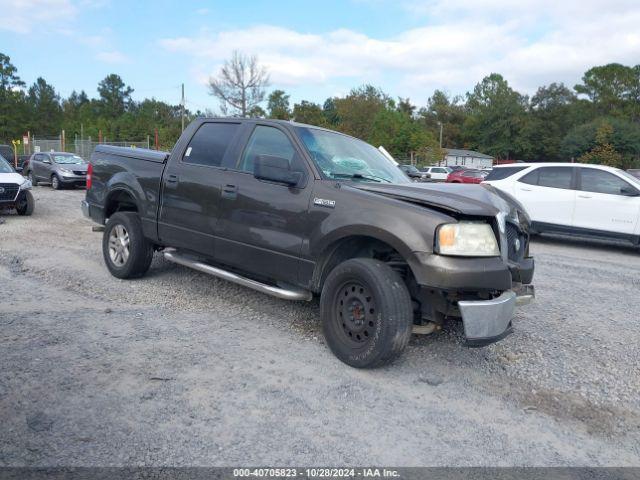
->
[0, 183, 19, 202]
[506, 223, 526, 262]
[73, 170, 86, 176]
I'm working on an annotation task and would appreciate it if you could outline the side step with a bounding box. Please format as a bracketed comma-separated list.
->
[163, 250, 313, 302]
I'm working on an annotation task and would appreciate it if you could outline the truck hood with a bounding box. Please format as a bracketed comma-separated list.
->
[0, 172, 27, 185]
[352, 182, 515, 217]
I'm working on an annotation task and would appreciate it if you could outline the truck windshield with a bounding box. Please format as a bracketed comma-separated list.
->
[296, 127, 410, 184]
[0, 156, 14, 173]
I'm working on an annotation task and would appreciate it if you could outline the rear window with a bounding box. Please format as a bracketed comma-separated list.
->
[484, 166, 527, 181]
[183, 122, 241, 168]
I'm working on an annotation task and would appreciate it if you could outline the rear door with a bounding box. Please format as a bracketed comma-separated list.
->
[158, 121, 243, 257]
[214, 124, 314, 285]
[573, 168, 640, 235]
[515, 166, 577, 227]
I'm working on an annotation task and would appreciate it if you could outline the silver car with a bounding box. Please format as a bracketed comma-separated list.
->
[26, 152, 88, 189]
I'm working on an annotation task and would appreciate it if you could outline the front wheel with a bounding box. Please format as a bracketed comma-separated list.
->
[15, 190, 35, 216]
[102, 212, 154, 279]
[320, 258, 413, 368]
[51, 174, 61, 190]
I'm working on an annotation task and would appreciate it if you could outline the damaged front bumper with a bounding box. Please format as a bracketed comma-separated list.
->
[459, 284, 535, 347]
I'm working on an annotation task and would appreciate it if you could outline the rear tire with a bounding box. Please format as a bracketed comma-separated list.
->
[15, 190, 35, 216]
[320, 258, 413, 368]
[51, 174, 61, 190]
[102, 212, 154, 279]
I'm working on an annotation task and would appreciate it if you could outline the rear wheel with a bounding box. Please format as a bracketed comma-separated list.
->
[51, 174, 61, 190]
[102, 212, 154, 279]
[320, 258, 413, 368]
[15, 190, 35, 216]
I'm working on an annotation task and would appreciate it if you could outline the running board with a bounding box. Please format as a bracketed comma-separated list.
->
[163, 250, 313, 301]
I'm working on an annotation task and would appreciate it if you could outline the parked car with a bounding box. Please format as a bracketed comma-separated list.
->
[446, 165, 468, 172]
[83, 118, 535, 368]
[24, 152, 88, 189]
[483, 163, 640, 245]
[0, 154, 34, 215]
[421, 166, 451, 181]
[628, 169, 640, 180]
[399, 164, 430, 182]
[446, 169, 488, 184]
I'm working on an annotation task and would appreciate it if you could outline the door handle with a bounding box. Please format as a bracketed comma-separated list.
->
[578, 194, 592, 199]
[519, 188, 532, 192]
[166, 174, 179, 183]
[222, 184, 238, 200]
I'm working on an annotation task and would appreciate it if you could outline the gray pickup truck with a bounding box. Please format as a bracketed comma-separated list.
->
[82, 118, 534, 368]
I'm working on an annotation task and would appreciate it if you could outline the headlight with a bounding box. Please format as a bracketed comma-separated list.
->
[19, 179, 32, 191]
[436, 222, 500, 257]
[59, 167, 72, 174]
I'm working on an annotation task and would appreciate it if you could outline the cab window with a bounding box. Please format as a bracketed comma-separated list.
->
[239, 125, 303, 175]
[183, 122, 241, 168]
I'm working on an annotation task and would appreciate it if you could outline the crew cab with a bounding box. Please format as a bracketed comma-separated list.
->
[483, 163, 640, 245]
[0, 154, 34, 216]
[82, 119, 535, 368]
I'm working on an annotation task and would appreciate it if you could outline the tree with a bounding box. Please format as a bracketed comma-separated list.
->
[464, 74, 529, 159]
[0, 53, 27, 142]
[333, 85, 391, 140]
[574, 63, 640, 118]
[292, 101, 325, 126]
[397, 97, 416, 117]
[418, 89, 467, 149]
[98, 74, 134, 119]
[521, 83, 577, 161]
[267, 89, 290, 119]
[563, 117, 640, 168]
[322, 98, 339, 126]
[578, 122, 624, 168]
[208, 50, 269, 117]
[27, 77, 62, 134]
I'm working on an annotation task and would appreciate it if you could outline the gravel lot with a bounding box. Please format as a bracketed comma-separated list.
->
[1, 186, 640, 466]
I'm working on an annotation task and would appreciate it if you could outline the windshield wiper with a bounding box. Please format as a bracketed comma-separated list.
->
[330, 172, 391, 183]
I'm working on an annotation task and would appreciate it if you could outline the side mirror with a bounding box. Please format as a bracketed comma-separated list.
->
[620, 186, 640, 196]
[42, 158, 51, 164]
[254, 155, 302, 187]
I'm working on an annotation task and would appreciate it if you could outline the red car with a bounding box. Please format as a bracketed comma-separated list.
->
[446, 169, 488, 184]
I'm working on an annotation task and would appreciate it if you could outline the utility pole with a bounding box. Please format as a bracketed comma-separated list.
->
[437, 121, 443, 166]
[181, 83, 185, 132]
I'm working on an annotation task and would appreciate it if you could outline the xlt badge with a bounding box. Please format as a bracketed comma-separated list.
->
[313, 198, 336, 208]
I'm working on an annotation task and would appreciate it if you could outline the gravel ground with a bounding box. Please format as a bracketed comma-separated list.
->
[1, 186, 639, 466]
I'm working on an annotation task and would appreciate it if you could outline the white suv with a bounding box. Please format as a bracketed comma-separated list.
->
[421, 166, 451, 181]
[483, 163, 640, 244]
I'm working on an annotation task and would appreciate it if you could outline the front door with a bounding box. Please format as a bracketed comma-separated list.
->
[515, 166, 577, 227]
[158, 121, 243, 257]
[214, 124, 314, 285]
[573, 168, 640, 235]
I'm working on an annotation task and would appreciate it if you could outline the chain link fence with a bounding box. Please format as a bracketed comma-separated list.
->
[31, 135, 150, 160]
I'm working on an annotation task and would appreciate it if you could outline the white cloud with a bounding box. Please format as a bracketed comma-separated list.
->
[160, 0, 640, 101]
[96, 50, 129, 64]
[0, 0, 77, 33]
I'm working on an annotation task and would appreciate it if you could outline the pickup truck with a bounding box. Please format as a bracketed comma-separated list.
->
[82, 118, 535, 368]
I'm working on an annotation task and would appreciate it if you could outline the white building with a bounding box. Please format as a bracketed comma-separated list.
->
[443, 149, 494, 169]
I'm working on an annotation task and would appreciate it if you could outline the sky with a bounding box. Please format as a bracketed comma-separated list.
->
[1, 0, 639, 113]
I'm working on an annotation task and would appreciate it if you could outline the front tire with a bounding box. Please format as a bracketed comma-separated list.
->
[51, 174, 61, 190]
[102, 212, 154, 279]
[15, 190, 35, 216]
[320, 258, 413, 368]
